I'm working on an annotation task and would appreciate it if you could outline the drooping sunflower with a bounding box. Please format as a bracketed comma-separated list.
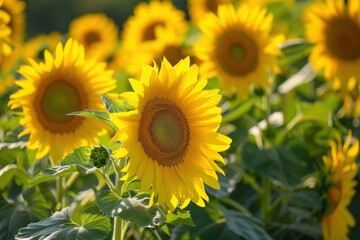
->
[305, 0, 360, 86]
[195, 3, 283, 98]
[121, 0, 188, 51]
[0, 0, 12, 59]
[9, 38, 116, 163]
[110, 57, 231, 211]
[2, 0, 25, 45]
[322, 131, 359, 240]
[69, 13, 118, 60]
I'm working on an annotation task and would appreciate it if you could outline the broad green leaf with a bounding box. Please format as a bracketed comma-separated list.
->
[286, 99, 335, 131]
[100, 93, 134, 113]
[221, 207, 272, 240]
[166, 209, 194, 226]
[15, 203, 111, 240]
[0, 164, 29, 190]
[31, 146, 97, 186]
[241, 142, 306, 186]
[0, 186, 54, 240]
[0, 141, 28, 168]
[67, 110, 117, 131]
[97, 191, 165, 228]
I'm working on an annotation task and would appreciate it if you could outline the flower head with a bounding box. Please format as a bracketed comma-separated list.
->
[322, 131, 359, 240]
[195, 3, 283, 98]
[9, 38, 116, 163]
[110, 57, 231, 211]
[69, 13, 118, 60]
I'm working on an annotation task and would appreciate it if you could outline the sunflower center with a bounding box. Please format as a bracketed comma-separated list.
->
[139, 98, 190, 166]
[35, 79, 86, 133]
[84, 31, 101, 47]
[142, 21, 165, 41]
[325, 17, 360, 60]
[156, 45, 185, 66]
[216, 30, 258, 76]
[328, 183, 342, 212]
[205, 0, 218, 14]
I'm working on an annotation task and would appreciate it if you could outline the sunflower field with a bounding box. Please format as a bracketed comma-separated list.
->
[1, 0, 360, 239]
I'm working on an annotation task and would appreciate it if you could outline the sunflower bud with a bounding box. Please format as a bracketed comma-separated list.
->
[90, 145, 110, 168]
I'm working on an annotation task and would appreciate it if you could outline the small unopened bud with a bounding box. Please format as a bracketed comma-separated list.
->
[90, 145, 110, 168]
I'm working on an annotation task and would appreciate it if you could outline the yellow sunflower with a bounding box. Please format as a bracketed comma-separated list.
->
[110, 57, 231, 211]
[69, 13, 118, 60]
[195, 3, 283, 98]
[2, 0, 25, 45]
[9, 38, 116, 163]
[322, 131, 359, 240]
[121, 0, 188, 51]
[117, 27, 198, 75]
[0, 0, 12, 58]
[305, 0, 360, 86]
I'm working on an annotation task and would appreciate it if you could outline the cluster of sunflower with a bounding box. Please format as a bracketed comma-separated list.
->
[1, 0, 360, 239]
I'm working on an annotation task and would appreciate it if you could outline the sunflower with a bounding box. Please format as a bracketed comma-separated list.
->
[110, 57, 231, 211]
[117, 27, 198, 76]
[305, 0, 360, 86]
[0, 0, 12, 59]
[322, 131, 359, 240]
[121, 0, 187, 51]
[69, 13, 118, 60]
[2, 0, 25, 45]
[195, 3, 283, 98]
[9, 38, 116, 163]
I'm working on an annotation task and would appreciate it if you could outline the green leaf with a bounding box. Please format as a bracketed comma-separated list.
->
[221, 207, 272, 240]
[286, 100, 333, 131]
[67, 110, 117, 131]
[97, 191, 165, 228]
[31, 146, 97, 186]
[15, 203, 111, 240]
[0, 141, 28, 168]
[241, 142, 306, 186]
[0, 164, 29, 190]
[0, 186, 55, 240]
[100, 93, 134, 113]
[166, 209, 194, 226]
[222, 98, 254, 123]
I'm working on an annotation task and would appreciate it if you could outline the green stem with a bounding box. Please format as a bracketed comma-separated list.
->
[112, 158, 127, 240]
[57, 176, 65, 210]
[219, 197, 252, 216]
[261, 178, 271, 221]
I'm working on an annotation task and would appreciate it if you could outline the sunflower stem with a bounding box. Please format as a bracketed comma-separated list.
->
[112, 158, 127, 240]
[261, 178, 271, 221]
[57, 176, 66, 210]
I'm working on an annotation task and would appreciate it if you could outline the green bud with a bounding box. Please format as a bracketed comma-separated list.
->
[90, 145, 110, 168]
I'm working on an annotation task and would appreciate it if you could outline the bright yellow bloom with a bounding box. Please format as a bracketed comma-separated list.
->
[110, 57, 231, 211]
[322, 131, 359, 240]
[121, 0, 187, 51]
[69, 13, 118, 60]
[1, 0, 25, 45]
[115, 27, 197, 75]
[9, 38, 116, 163]
[305, 0, 360, 86]
[195, 3, 283, 98]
